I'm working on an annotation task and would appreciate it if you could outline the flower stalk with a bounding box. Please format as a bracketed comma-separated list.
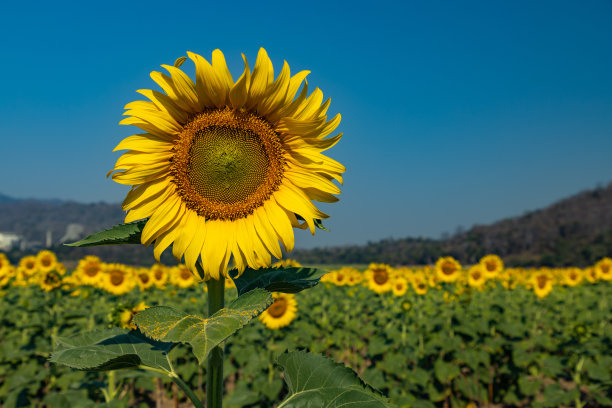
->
[206, 277, 225, 408]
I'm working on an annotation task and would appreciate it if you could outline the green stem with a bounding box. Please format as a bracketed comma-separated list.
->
[138, 365, 205, 408]
[107, 370, 117, 401]
[206, 278, 225, 408]
[170, 372, 206, 408]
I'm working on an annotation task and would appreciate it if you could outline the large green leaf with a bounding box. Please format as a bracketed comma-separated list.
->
[230, 267, 328, 296]
[50, 328, 173, 372]
[276, 350, 395, 408]
[65, 220, 148, 247]
[134, 289, 272, 364]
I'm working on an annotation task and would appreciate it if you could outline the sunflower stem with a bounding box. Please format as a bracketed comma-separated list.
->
[206, 277, 225, 408]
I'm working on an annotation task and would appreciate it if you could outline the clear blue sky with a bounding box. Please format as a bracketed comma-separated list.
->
[2, 1, 611, 249]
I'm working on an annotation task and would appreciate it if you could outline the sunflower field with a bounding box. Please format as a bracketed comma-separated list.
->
[0, 251, 611, 407]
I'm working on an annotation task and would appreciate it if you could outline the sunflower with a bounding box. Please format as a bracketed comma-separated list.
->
[435, 256, 462, 283]
[365, 263, 393, 294]
[467, 264, 486, 288]
[109, 48, 344, 281]
[562, 267, 583, 287]
[595, 257, 612, 281]
[0, 266, 14, 288]
[479, 254, 504, 279]
[102, 263, 135, 295]
[258, 292, 297, 330]
[170, 264, 198, 288]
[76, 256, 104, 286]
[19, 255, 38, 276]
[36, 250, 58, 273]
[532, 272, 553, 299]
[410, 273, 429, 295]
[0, 253, 10, 272]
[392, 276, 409, 297]
[135, 268, 155, 290]
[39, 270, 63, 292]
[583, 267, 599, 283]
[344, 267, 363, 286]
[332, 269, 348, 286]
[150, 263, 169, 287]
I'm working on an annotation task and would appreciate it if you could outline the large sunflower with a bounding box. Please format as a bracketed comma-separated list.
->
[109, 48, 344, 280]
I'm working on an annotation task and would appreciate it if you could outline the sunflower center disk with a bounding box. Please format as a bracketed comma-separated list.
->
[267, 299, 288, 318]
[173, 109, 285, 221]
[188, 126, 270, 204]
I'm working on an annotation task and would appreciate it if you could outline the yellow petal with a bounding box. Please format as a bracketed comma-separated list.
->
[141, 196, 182, 245]
[247, 48, 274, 109]
[161, 64, 201, 111]
[137, 89, 190, 124]
[212, 49, 234, 92]
[150, 70, 197, 114]
[257, 60, 290, 117]
[122, 179, 170, 211]
[172, 210, 198, 260]
[263, 197, 295, 252]
[113, 134, 173, 153]
[187, 51, 226, 108]
[184, 217, 207, 272]
[229, 54, 251, 109]
[253, 207, 282, 259]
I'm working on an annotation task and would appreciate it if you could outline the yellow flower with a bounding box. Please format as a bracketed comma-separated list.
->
[170, 264, 198, 288]
[38, 270, 63, 292]
[102, 263, 135, 295]
[532, 272, 553, 299]
[435, 256, 462, 283]
[150, 263, 169, 287]
[479, 254, 504, 279]
[19, 255, 38, 277]
[365, 263, 393, 294]
[392, 276, 409, 297]
[410, 273, 429, 295]
[332, 269, 348, 286]
[36, 250, 58, 273]
[135, 268, 155, 290]
[0, 253, 11, 273]
[595, 257, 612, 281]
[76, 256, 104, 286]
[583, 266, 599, 283]
[258, 292, 297, 330]
[562, 267, 583, 287]
[467, 264, 487, 288]
[108, 48, 344, 281]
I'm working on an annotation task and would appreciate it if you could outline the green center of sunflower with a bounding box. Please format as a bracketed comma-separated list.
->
[173, 108, 285, 220]
[267, 298, 288, 318]
[188, 126, 269, 204]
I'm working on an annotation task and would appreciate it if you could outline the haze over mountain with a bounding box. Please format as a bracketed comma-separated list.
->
[1, 182, 611, 267]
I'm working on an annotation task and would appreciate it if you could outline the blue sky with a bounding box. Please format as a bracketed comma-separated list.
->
[1, 1, 611, 249]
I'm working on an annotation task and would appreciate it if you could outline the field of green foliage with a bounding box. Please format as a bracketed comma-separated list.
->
[1, 275, 611, 408]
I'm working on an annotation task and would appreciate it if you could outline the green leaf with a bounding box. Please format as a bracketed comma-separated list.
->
[65, 220, 148, 247]
[134, 289, 272, 364]
[276, 350, 395, 408]
[230, 266, 328, 296]
[50, 328, 173, 372]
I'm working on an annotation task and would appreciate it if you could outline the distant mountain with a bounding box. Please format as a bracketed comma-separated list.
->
[292, 183, 612, 267]
[1, 183, 611, 267]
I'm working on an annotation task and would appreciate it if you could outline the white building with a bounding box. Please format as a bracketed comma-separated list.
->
[0, 232, 22, 251]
